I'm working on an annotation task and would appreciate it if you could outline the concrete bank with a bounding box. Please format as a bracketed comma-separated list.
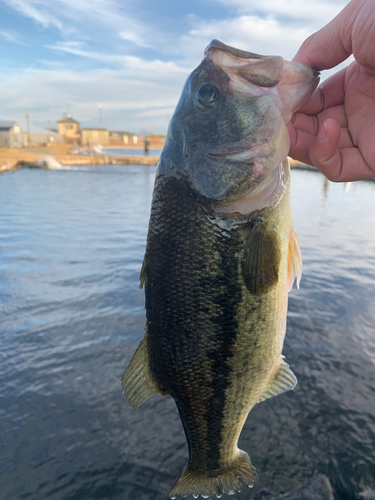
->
[0, 154, 159, 173]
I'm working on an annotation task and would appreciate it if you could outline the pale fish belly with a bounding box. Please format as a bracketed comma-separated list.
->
[218, 173, 293, 469]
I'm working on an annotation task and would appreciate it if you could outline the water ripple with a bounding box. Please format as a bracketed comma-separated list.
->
[0, 167, 374, 499]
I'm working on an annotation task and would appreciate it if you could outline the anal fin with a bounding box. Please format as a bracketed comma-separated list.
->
[121, 333, 165, 410]
[288, 228, 302, 291]
[258, 358, 297, 403]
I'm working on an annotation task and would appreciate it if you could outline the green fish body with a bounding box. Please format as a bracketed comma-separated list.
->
[122, 40, 319, 498]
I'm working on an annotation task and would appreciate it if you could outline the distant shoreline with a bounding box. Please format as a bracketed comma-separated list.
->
[0, 145, 160, 173]
[1, 147, 373, 182]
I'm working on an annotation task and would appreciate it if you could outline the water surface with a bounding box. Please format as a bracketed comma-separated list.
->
[79, 148, 162, 157]
[0, 166, 374, 500]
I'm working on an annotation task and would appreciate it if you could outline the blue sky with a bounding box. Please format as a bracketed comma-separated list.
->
[0, 0, 349, 134]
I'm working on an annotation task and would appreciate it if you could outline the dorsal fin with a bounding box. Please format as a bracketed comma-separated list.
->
[287, 228, 302, 291]
[258, 357, 297, 403]
[121, 333, 165, 410]
[139, 255, 147, 289]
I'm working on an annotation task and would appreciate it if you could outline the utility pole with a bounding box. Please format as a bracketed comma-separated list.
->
[26, 114, 31, 146]
[48, 120, 51, 131]
[98, 103, 102, 128]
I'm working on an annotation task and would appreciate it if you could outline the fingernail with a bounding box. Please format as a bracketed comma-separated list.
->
[318, 120, 328, 140]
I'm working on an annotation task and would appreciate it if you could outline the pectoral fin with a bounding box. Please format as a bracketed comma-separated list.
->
[121, 333, 165, 410]
[258, 358, 297, 403]
[242, 219, 281, 296]
[287, 228, 302, 291]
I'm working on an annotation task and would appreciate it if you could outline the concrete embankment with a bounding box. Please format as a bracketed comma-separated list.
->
[0, 150, 159, 173]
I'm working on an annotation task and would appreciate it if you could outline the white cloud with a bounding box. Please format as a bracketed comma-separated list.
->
[0, 59, 186, 133]
[135, 107, 176, 118]
[173, 3, 349, 68]
[0, 30, 29, 45]
[176, 15, 312, 65]
[2, 0, 161, 49]
[211, 0, 347, 25]
[47, 41, 188, 78]
[3, 0, 64, 30]
[118, 31, 150, 49]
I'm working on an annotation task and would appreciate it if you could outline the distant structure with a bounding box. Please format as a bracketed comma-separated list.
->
[57, 114, 81, 143]
[81, 128, 109, 146]
[0, 121, 23, 148]
[109, 131, 138, 146]
[55, 113, 139, 147]
[0, 120, 63, 148]
[26, 124, 63, 147]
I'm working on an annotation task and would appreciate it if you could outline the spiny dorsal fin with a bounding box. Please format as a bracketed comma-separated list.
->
[258, 358, 297, 403]
[121, 333, 165, 410]
[139, 255, 147, 289]
[287, 228, 302, 291]
[242, 219, 281, 296]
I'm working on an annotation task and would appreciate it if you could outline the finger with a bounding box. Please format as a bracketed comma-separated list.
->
[297, 68, 347, 115]
[337, 127, 357, 149]
[292, 1, 358, 70]
[309, 118, 375, 181]
[288, 119, 355, 167]
[287, 122, 315, 166]
[290, 113, 318, 136]
[292, 104, 348, 136]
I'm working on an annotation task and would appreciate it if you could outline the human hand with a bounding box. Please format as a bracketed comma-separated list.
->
[288, 0, 375, 182]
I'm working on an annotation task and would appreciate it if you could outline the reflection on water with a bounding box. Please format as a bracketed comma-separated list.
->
[0, 166, 374, 500]
[321, 177, 329, 206]
[79, 148, 162, 157]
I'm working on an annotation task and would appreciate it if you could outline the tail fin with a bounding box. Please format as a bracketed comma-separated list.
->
[169, 450, 258, 498]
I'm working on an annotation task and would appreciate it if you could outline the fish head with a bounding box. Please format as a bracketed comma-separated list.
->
[158, 39, 319, 210]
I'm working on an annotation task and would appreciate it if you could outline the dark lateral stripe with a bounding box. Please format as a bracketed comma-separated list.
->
[145, 176, 245, 471]
[204, 233, 243, 469]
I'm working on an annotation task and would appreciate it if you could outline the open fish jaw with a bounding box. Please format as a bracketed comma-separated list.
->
[122, 40, 317, 499]
[203, 39, 319, 206]
[205, 39, 319, 125]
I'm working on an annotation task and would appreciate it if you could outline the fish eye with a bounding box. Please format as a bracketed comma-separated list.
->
[195, 84, 219, 110]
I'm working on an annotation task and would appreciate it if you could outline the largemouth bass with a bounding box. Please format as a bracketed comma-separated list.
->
[122, 40, 319, 498]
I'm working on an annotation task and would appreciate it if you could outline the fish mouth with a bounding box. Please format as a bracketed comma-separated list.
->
[212, 159, 289, 216]
[208, 120, 289, 178]
[208, 138, 275, 164]
[204, 39, 320, 123]
[207, 122, 290, 209]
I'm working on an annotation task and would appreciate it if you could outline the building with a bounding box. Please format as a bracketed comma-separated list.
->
[27, 124, 63, 147]
[81, 128, 109, 146]
[0, 121, 24, 148]
[57, 115, 81, 143]
[0, 120, 64, 148]
[109, 131, 139, 146]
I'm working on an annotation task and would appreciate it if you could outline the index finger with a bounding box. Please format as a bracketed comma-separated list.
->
[296, 67, 347, 115]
